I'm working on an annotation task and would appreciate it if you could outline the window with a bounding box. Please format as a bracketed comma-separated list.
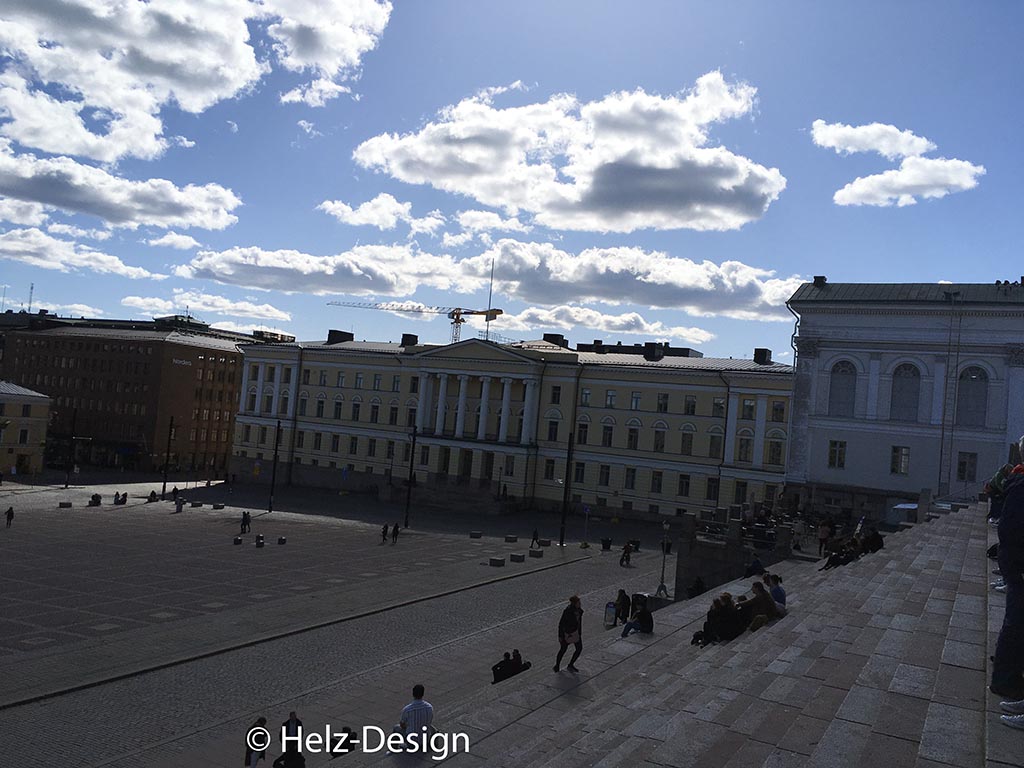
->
[737, 437, 753, 462]
[351, 403, 361, 421]
[680, 432, 693, 455]
[370, 404, 380, 423]
[410, 377, 419, 394]
[677, 474, 690, 496]
[349, 436, 359, 455]
[313, 433, 322, 450]
[18, 428, 28, 445]
[767, 440, 784, 466]
[627, 428, 639, 450]
[243, 425, 252, 442]
[712, 397, 725, 418]
[389, 406, 399, 425]
[373, 374, 382, 391]
[403, 443, 411, 461]
[504, 455, 515, 476]
[741, 399, 755, 420]
[734, 481, 748, 505]
[355, 373, 364, 389]
[392, 375, 401, 392]
[330, 434, 340, 452]
[368, 439, 377, 457]
[598, 465, 610, 486]
[630, 391, 642, 410]
[624, 468, 636, 490]
[258, 426, 267, 444]
[247, 392, 257, 411]
[296, 431, 305, 448]
[622, 501, 633, 512]
[771, 401, 786, 423]
[576, 422, 589, 445]
[386, 441, 395, 459]
[407, 407, 417, 427]
[21, 403, 31, 417]
[263, 394, 273, 414]
[420, 446, 430, 466]
[650, 471, 663, 494]
[581, 388, 591, 406]
[551, 385, 561, 404]
[573, 462, 585, 483]
[547, 420, 559, 441]
[827, 440, 846, 469]
[708, 434, 723, 458]
[653, 430, 666, 453]
[544, 459, 555, 480]
[336, 372, 345, 388]
[890, 446, 911, 475]
[829, 361, 857, 417]
[706, 477, 720, 501]
[957, 452, 978, 482]
[890, 363, 921, 422]
[298, 397, 307, 416]
[602, 425, 614, 447]
[605, 389, 617, 408]
[333, 400, 343, 420]
[684, 395, 696, 416]
[315, 399, 325, 418]
[282, 367, 292, 385]
[302, 369, 310, 385]
[318, 371, 327, 386]
[657, 393, 669, 413]
[956, 366, 988, 427]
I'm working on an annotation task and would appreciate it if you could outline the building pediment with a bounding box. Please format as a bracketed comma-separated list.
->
[413, 339, 557, 365]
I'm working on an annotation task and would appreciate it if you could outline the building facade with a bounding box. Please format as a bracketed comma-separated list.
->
[786, 277, 1024, 516]
[0, 380, 51, 476]
[232, 332, 793, 519]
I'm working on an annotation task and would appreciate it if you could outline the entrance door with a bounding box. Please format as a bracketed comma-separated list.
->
[480, 452, 495, 488]
[459, 449, 473, 481]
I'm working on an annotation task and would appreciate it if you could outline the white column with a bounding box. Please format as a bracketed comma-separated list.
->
[239, 359, 252, 411]
[724, 393, 739, 463]
[931, 359, 946, 425]
[255, 363, 266, 413]
[455, 375, 469, 437]
[477, 376, 491, 440]
[866, 354, 881, 420]
[521, 380, 539, 445]
[415, 373, 429, 431]
[498, 378, 513, 442]
[752, 395, 767, 468]
[434, 374, 449, 435]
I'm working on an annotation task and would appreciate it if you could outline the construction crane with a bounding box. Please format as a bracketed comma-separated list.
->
[326, 301, 503, 344]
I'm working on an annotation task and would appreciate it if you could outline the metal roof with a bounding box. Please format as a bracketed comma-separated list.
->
[0, 380, 50, 399]
[13, 326, 246, 352]
[790, 282, 1024, 305]
[575, 352, 792, 373]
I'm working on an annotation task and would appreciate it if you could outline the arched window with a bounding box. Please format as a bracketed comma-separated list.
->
[889, 363, 921, 422]
[828, 361, 857, 417]
[956, 366, 988, 427]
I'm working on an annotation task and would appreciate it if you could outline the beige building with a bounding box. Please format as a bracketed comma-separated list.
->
[231, 332, 793, 519]
[0, 380, 51, 476]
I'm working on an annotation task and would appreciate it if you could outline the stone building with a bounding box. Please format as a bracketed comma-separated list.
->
[785, 277, 1024, 518]
[0, 380, 51, 476]
[232, 331, 793, 519]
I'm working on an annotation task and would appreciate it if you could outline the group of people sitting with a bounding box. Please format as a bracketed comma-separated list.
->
[818, 527, 884, 571]
[112, 492, 127, 505]
[612, 589, 655, 638]
[491, 649, 531, 683]
[691, 572, 788, 647]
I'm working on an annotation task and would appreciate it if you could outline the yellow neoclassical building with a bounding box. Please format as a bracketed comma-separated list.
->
[231, 332, 793, 519]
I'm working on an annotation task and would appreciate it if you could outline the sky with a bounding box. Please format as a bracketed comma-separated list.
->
[0, 1, 1018, 360]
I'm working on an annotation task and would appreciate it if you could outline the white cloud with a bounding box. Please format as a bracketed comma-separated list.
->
[171, 136, 196, 149]
[811, 119, 936, 160]
[227, 120, 239, 134]
[479, 305, 713, 345]
[460, 239, 801, 321]
[0, 140, 241, 229]
[181, 243, 468, 296]
[280, 78, 349, 107]
[208, 320, 293, 336]
[833, 156, 986, 207]
[120, 289, 291, 321]
[297, 119, 322, 137]
[47, 223, 112, 241]
[354, 71, 786, 233]
[0, 196, 47, 225]
[0, 0, 391, 162]
[442, 231, 474, 249]
[317, 193, 445, 236]
[34, 301, 105, 317]
[148, 232, 202, 249]
[0, 227, 164, 279]
[456, 210, 532, 234]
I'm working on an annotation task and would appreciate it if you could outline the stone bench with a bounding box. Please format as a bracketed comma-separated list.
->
[510, 553, 526, 563]
[190, 501, 203, 508]
[489, 556, 505, 567]
[212, 503, 225, 510]
[529, 549, 544, 558]
[469, 531, 483, 539]
[538, 538, 551, 547]
[58, 501, 72, 509]
[504, 535, 518, 543]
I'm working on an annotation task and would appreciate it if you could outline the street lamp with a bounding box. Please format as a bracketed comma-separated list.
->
[404, 424, 417, 528]
[267, 419, 281, 514]
[656, 520, 671, 598]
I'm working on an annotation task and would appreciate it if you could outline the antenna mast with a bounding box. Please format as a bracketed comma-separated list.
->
[28, 282, 34, 313]
[485, 257, 495, 341]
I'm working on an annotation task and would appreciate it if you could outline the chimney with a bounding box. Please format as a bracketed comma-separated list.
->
[542, 332, 567, 347]
[643, 341, 664, 361]
[400, 333, 418, 347]
[812, 275, 827, 288]
[753, 348, 773, 365]
[593, 339, 604, 353]
[326, 329, 354, 344]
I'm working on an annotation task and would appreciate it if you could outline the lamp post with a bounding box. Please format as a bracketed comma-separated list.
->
[656, 520, 671, 598]
[558, 431, 575, 547]
[160, 416, 174, 500]
[404, 424, 417, 528]
[63, 407, 78, 489]
[267, 419, 281, 514]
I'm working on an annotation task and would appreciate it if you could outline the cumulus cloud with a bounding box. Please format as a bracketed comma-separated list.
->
[0, 196, 47, 225]
[148, 232, 202, 249]
[47, 223, 112, 241]
[0, 140, 241, 229]
[833, 156, 986, 207]
[460, 239, 801, 321]
[121, 289, 291, 321]
[0, 227, 163, 279]
[297, 119, 322, 137]
[227, 120, 239, 134]
[477, 305, 713, 345]
[318, 193, 445, 236]
[0, 0, 391, 162]
[34, 301, 105, 317]
[811, 119, 936, 160]
[456, 210, 532, 234]
[354, 71, 785, 233]
[208, 320, 293, 336]
[180, 243, 468, 296]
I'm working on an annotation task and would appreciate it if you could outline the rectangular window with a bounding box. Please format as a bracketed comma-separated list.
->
[630, 391, 642, 410]
[355, 373, 364, 389]
[407, 408, 417, 427]
[656, 393, 669, 413]
[684, 395, 696, 416]
[890, 445, 911, 475]
[315, 399, 325, 418]
[243, 425, 251, 442]
[544, 459, 555, 480]
[403, 443, 411, 462]
[349, 436, 359, 455]
[336, 371, 345, 388]
[373, 374, 382, 391]
[680, 432, 693, 455]
[547, 420, 559, 441]
[392, 375, 401, 392]
[767, 440, 784, 466]
[576, 422, 588, 445]
[18, 428, 28, 445]
[706, 477, 720, 501]
[351, 403, 361, 421]
[708, 434, 723, 459]
[410, 377, 419, 394]
[313, 433, 322, 450]
[573, 461, 585, 483]
[957, 452, 978, 482]
[551, 385, 561, 404]
[330, 434, 340, 453]
[21, 404, 31, 417]
[386, 441, 395, 459]
[318, 371, 327, 386]
[741, 399, 755, 420]
[598, 465, 610, 486]
[677, 474, 690, 496]
[712, 397, 725, 418]
[737, 437, 753, 462]
[263, 395, 273, 414]
[504, 455, 515, 476]
[296, 431, 305, 448]
[601, 425, 613, 447]
[258, 426, 267, 445]
[827, 440, 846, 469]
[581, 388, 591, 406]
[624, 467, 636, 490]
[298, 398, 307, 416]
[627, 427, 639, 450]
[650, 470, 663, 494]
[771, 400, 786, 423]
[622, 500, 633, 512]
[370, 404, 379, 423]
[420, 445, 430, 466]
[734, 481, 748, 504]
[302, 368, 310, 385]
[648, 504, 660, 515]
[389, 406, 399, 425]
[653, 430, 666, 453]
[367, 439, 377, 457]
[333, 401, 343, 420]
[605, 389, 617, 408]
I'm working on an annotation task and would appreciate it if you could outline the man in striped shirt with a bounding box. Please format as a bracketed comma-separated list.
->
[395, 684, 434, 744]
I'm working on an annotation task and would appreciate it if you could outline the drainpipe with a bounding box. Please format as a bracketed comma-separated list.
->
[558, 362, 585, 547]
[526, 358, 548, 507]
[716, 371, 731, 509]
[285, 344, 304, 486]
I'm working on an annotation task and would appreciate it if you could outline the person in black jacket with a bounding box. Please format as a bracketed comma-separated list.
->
[992, 454, 1024, 699]
[553, 595, 583, 673]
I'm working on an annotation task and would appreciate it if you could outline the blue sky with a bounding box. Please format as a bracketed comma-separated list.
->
[0, 1, 1017, 360]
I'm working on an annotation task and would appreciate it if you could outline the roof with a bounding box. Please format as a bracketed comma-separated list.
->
[0, 380, 50, 399]
[574, 352, 792, 374]
[12, 326, 246, 352]
[789, 281, 1024, 305]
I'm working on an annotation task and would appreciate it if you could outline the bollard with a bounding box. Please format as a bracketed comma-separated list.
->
[256, 534, 265, 548]
[469, 531, 483, 539]
[190, 501, 203, 508]
[529, 549, 544, 558]
[489, 556, 506, 567]
[278, 537, 287, 545]
[59, 501, 72, 508]
[510, 553, 526, 563]
[538, 538, 551, 547]
[213, 503, 225, 510]
[601, 537, 612, 551]
[233, 537, 242, 545]
[504, 535, 518, 543]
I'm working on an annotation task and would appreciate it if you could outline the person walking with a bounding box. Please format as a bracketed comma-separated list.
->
[530, 528, 540, 548]
[381, 523, 389, 544]
[245, 716, 268, 767]
[244, 511, 252, 533]
[553, 595, 584, 673]
[5, 506, 13, 528]
[817, 520, 830, 557]
[619, 542, 632, 567]
[391, 523, 400, 545]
